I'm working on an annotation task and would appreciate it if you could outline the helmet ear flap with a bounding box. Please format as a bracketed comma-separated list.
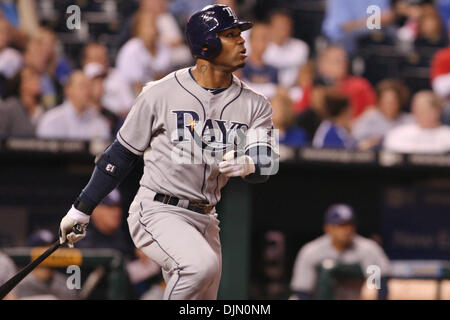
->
[201, 35, 222, 59]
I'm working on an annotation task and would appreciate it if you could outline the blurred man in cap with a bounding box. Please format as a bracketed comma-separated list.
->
[76, 189, 134, 259]
[16, 229, 79, 300]
[290, 204, 391, 300]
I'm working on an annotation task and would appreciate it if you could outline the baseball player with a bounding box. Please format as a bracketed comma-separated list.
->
[59, 4, 278, 300]
[290, 204, 391, 300]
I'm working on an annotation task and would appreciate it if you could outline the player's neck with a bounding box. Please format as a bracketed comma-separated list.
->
[192, 61, 233, 89]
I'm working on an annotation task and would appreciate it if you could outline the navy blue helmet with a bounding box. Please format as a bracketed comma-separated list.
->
[186, 4, 253, 60]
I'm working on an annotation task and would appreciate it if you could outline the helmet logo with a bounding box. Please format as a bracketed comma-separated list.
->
[201, 12, 219, 32]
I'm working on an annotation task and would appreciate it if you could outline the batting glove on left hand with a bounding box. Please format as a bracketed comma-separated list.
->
[59, 206, 90, 248]
[219, 151, 256, 178]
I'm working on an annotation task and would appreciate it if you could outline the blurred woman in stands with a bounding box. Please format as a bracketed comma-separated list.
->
[116, 12, 171, 96]
[118, 0, 191, 68]
[353, 79, 413, 150]
[0, 66, 43, 137]
[33, 27, 72, 87]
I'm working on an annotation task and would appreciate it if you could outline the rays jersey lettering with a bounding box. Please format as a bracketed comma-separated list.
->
[171, 110, 248, 164]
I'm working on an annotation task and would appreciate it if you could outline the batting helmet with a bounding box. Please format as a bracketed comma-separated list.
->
[186, 4, 253, 60]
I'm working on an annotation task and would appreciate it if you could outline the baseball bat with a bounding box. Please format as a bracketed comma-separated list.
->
[0, 224, 83, 300]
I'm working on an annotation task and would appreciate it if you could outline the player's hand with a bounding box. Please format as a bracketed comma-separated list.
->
[219, 151, 256, 178]
[59, 206, 90, 248]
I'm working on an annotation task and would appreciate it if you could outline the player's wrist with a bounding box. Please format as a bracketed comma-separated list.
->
[68, 206, 91, 224]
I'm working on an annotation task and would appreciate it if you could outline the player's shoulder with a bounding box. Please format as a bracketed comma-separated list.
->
[137, 69, 182, 99]
[353, 235, 383, 252]
[300, 235, 330, 256]
[238, 77, 271, 105]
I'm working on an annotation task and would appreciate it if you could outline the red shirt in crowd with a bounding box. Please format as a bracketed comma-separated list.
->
[294, 76, 377, 118]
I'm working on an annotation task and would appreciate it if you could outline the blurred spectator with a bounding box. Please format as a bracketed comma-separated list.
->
[16, 229, 78, 300]
[84, 62, 123, 136]
[263, 10, 309, 88]
[23, 39, 59, 110]
[82, 43, 135, 117]
[297, 77, 330, 142]
[116, 12, 172, 96]
[290, 204, 391, 300]
[312, 91, 356, 149]
[431, 46, 450, 124]
[0, 67, 43, 137]
[322, 0, 394, 55]
[32, 27, 72, 87]
[75, 189, 134, 259]
[118, 0, 192, 67]
[384, 90, 450, 153]
[353, 79, 413, 150]
[242, 22, 279, 99]
[36, 71, 110, 140]
[414, 7, 447, 48]
[271, 89, 307, 149]
[316, 45, 377, 119]
[0, 18, 22, 97]
[395, 0, 433, 49]
[0, 251, 17, 300]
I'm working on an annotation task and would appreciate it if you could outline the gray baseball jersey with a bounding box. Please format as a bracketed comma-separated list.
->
[117, 67, 274, 206]
[290, 234, 391, 299]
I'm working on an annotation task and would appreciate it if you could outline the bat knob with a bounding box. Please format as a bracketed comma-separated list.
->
[72, 224, 84, 235]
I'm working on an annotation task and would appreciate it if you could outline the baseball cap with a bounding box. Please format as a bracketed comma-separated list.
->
[100, 189, 122, 206]
[27, 229, 56, 247]
[83, 62, 107, 79]
[324, 204, 355, 225]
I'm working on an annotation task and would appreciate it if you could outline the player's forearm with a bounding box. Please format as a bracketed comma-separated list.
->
[74, 139, 140, 214]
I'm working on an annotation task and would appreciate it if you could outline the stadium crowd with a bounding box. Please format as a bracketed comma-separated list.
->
[0, 0, 449, 300]
[0, 0, 448, 155]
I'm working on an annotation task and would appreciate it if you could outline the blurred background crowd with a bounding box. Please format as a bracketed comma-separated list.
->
[0, 0, 449, 156]
[0, 0, 449, 300]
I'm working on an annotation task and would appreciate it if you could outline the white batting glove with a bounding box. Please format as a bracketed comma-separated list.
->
[219, 151, 256, 178]
[59, 206, 90, 248]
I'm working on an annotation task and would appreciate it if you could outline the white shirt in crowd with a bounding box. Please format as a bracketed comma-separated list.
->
[352, 109, 414, 141]
[383, 123, 450, 154]
[0, 47, 23, 79]
[116, 38, 171, 86]
[263, 38, 309, 88]
[36, 101, 110, 140]
[102, 68, 136, 115]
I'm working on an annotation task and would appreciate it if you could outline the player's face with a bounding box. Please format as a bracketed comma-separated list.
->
[325, 223, 355, 248]
[213, 27, 247, 72]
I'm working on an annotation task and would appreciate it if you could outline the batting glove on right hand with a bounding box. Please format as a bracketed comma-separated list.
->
[59, 206, 90, 248]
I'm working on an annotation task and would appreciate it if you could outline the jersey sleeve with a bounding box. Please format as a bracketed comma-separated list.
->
[290, 246, 317, 293]
[244, 100, 279, 177]
[117, 90, 156, 155]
